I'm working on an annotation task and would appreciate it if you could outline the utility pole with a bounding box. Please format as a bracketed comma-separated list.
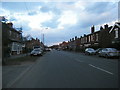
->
[43, 34, 44, 45]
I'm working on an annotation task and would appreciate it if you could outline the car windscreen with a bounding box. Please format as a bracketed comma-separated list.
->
[88, 49, 94, 51]
[109, 48, 118, 52]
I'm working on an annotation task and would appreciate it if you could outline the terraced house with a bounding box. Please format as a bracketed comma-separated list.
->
[60, 22, 120, 51]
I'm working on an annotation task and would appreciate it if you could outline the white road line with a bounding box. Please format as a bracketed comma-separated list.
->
[89, 64, 114, 75]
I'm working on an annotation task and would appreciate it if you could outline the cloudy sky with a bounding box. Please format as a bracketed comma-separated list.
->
[0, 0, 119, 46]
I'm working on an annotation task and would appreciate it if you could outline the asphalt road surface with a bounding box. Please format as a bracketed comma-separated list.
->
[10, 50, 118, 88]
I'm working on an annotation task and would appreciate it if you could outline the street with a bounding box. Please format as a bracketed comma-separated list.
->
[8, 50, 118, 88]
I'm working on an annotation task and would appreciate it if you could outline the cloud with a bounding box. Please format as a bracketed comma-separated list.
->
[57, 10, 78, 29]
[0, 2, 118, 46]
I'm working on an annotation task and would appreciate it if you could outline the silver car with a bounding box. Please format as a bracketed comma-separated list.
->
[30, 49, 43, 56]
[85, 48, 96, 55]
[98, 48, 120, 58]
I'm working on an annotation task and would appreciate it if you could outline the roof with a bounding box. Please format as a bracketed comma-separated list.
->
[3, 22, 22, 34]
[109, 22, 120, 33]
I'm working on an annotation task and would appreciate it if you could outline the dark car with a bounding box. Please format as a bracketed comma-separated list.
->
[85, 48, 96, 55]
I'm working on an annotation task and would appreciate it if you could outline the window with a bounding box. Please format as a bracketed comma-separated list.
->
[12, 42, 18, 51]
[96, 33, 98, 41]
[85, 37, 87, 43]
[89, 36, 91, 42]
[115, 28, 118, 38]
[91, 35, 94, 41]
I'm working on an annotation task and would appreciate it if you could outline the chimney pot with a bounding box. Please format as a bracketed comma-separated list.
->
[104, 24, 108, 29]
[91, 25, 95, 33]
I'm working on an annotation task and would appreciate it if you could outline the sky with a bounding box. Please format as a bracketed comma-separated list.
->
[0, 0, 119, 46]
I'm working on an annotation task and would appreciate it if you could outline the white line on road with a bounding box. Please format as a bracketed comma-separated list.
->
[89, 64, 114, 75]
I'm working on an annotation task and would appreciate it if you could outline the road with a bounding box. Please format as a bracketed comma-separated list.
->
[9, 50, 118, 88]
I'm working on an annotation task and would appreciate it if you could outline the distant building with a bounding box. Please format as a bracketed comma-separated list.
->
[25, 38, 42, 51]
[59, 41, 68, 50]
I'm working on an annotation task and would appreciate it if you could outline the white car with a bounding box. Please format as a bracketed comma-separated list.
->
[30, 49, 43, 56]
[98, 48, 120, 58]
[85, 48, 96, 55]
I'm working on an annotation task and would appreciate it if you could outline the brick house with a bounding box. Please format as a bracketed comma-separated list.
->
[67, 38, 76, 51]
[78, 24, 112, 49]
[60, 22, 119, 52]
[66, 23, 116, 52]
[2, 21, 23, 56]
[78, 26, 100, 49]
[59, 41, 68, 50]
[99, 24, 112, 48]
[25, 38, 41, 51]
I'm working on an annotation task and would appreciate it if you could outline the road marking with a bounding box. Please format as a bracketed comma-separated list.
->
[89, 64, 114, 75]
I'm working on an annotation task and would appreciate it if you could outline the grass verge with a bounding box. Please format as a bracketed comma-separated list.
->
[4, 55, 40, 66]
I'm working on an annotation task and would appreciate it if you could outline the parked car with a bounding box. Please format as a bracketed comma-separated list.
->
[45, 48, 52, 51]
[85, 48, 96, 55]
[98, 48, 120, 58]
[95, 48, 103, 55]
[30, 49, 43, 56]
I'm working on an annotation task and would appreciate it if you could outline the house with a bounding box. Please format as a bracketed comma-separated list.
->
[25, 38, 41, 51]
[68, 38, 76, 51]
[109, 22, 120, 50]
[99, 24, 112, 48]
[60, 22, 119, 52]
[2, 21, 23, 56]
[59, 41, 68, 50]
[79, 24, 112, 49]
[79, 26, 100, 49]
[66, 23, 114, 52]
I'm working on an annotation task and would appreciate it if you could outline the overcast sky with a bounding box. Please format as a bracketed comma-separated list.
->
[0, 1, 118, 46]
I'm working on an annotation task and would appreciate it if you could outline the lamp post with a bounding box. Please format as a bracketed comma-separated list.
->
[41, 27, 48, 51]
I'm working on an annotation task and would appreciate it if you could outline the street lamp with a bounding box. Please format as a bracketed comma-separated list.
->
[40, 27, 48, 50]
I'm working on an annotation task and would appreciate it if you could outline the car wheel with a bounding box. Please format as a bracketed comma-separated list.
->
[88, 53, 90, 55]
[105, 54, 109, 58]
[98, 54, 101, 57]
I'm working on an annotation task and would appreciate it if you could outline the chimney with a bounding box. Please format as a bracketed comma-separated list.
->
[7, 22, 13, 28]
[100, 26, 103, 30]
[104, 24, 108, 29]
[91, 25, 95, 33]
[72, 38, 74, 41]
[75, 36, 77, 40]
[70, 39, 71, 42]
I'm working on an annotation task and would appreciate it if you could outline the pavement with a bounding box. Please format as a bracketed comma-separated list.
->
[2, 55, 38, 88]
[3, 50, 118, 88]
